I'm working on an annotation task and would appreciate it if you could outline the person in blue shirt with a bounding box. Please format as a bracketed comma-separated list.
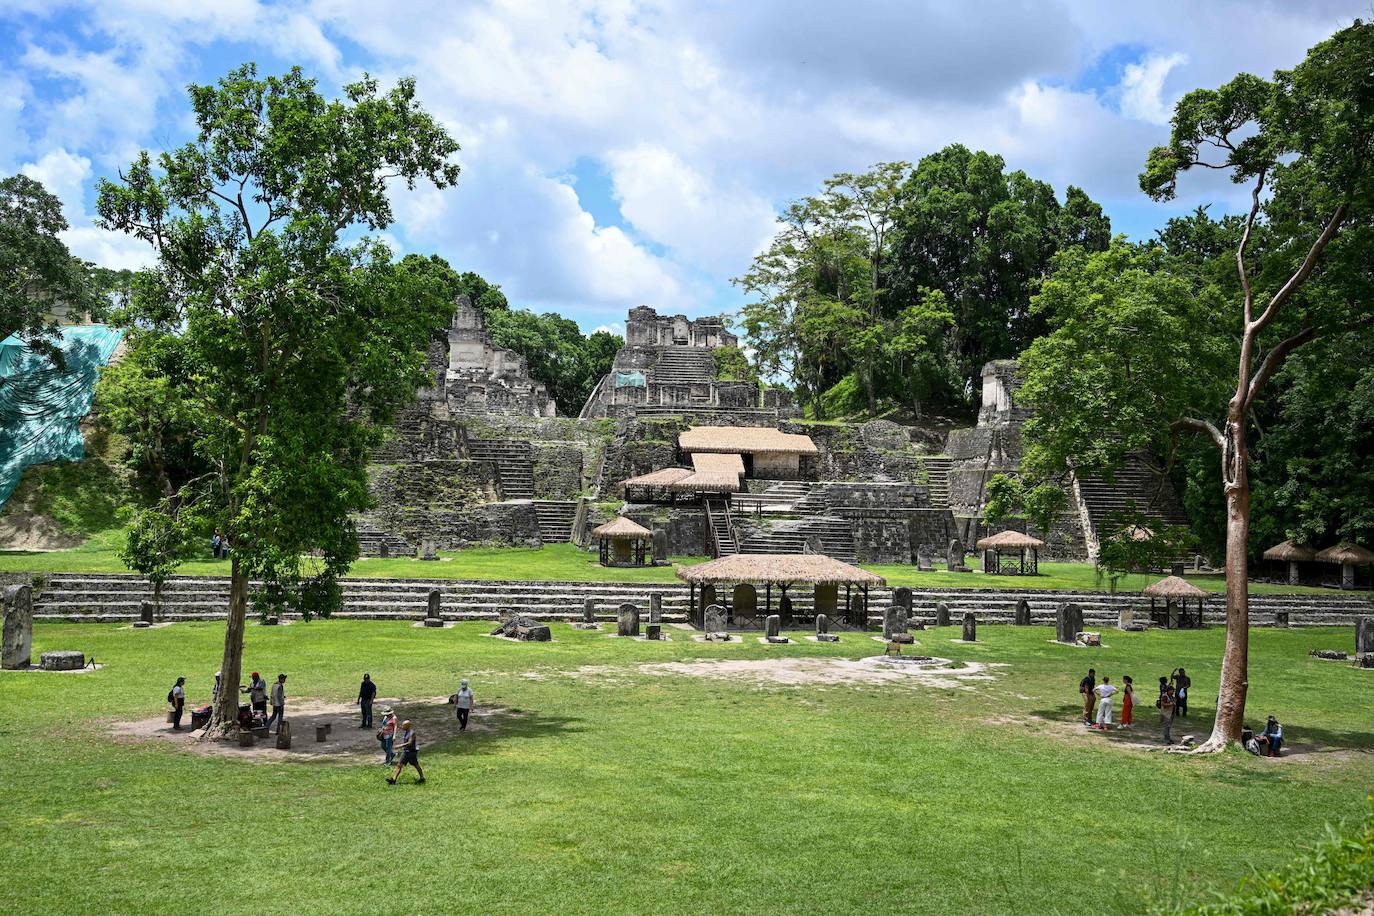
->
[1260, 715, 1283, 757]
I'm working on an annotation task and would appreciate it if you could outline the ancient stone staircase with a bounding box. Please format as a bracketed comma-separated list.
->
[31, 572, 1371, 627]
[920, 456, 953, 509]
[466, 438, 534, 500]
[355, 523, 413, 558]
[1076, 455, 1191, 546]
[738, 516, 857, 563]
[650, 347, 715, 386]
[704, 495, 738, 556]
[531, 500, 578, 543]
[731, 481, 811, 513]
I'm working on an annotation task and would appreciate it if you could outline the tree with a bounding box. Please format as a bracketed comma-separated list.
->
[96, 64, 460, 736]
[711, 345, 757, 384]
[120, 499, 200, 610]
[0, 174, 98, 363]
[981, 472, 1067, 537]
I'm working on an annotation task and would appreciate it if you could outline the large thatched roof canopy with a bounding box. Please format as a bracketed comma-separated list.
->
[1315, 542, 1374, 565]
[691, 452, 746, 475]
[1262, 540, 1318, 562]
[675, 553, 885, 586]
[666, 471, 741, 493]
[591, 516, 653, 540]
[1142, 575, 1207, 598]
[621, 467, 693, 489]
[678, 426, 818, 456]
[975, 530, 1045, 551]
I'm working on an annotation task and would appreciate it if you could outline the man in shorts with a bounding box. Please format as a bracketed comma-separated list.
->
[388, 720, 426, 785]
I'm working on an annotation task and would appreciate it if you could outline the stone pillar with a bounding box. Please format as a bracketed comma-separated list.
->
[892, 587, 912, 613]
[704, 604, 726, 635]
[419, 539, 438, 561]
[1273, 610, 1289, 628]
[947, 538, 964, 571]
[2, 584, 33, 670]
[582, 598, 596, 625]
[618, 603, 640, 637]
[1056, 602, 1083, 644]
[1014, 598, 1031, 626]
[1117, 607, 1133, 629]
[815, 613, 829, 635]
[778, 593, 794, 625]
[645, 623, 662, 640]
[652, 528, 668, 564]
[883, 604, 909, 640]
[276, 721, 292, 749]
[425, 589, 443, 627]
[962, 612, 977, 642]
[649, 594, 662, 624]
[137, 599, 155, 628]
[934, 601, 950, 628]
[765, 614, 781, 638]
[1357, 617, 1374, 654]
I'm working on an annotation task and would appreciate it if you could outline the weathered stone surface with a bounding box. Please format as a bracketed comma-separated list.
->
[2, 584, 33, 669]
[1116, 606, 1133, 629]
[765, 614, 782, 638]
[1274, 610, 1289, 628]
[704, 604, 726, 635]
[419, 539, 439, 561]
[892, 587, 912, 611]
[947, 538, 965, 571]
[618, 603, 640, 637]
[1014, 598, 1031, 626]
[139, 600, 155, 626]
[1310, 649, 1347, 660]
[961, 613, 977, 642]
[816, 633, 840, 643]
[651, 527, 668, 564]
[490, 614, 544, 638]
[40, 650, 84, 671]
[1056, 603, 1083, 644]
[515, 624, 552, 642]
[934, 602, 950, 628]
[1076, 631, 1102, 647]
[276, 721, 292, 749]
[582, 598, 596, 624]
[644, 623, 662, 640]
[649, 594, 662, 624]
[1359, 653, 1374, 669]
[242, 730, 257, 747]
[778, 593, 794, 624]
[1357, 617, 1374, 654]
[427, 589, 442, 620]
[883, 604, 909, 640]
[815, 613, 829, 635]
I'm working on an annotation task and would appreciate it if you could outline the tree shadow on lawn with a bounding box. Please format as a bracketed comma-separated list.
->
[1022, 703, 1374, 760]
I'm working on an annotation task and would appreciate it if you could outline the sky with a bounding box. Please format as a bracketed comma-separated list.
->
[0, 0, 1364, 335]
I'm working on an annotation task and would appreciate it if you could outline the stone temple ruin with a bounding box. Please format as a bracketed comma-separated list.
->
[354, 300, 1197, 567]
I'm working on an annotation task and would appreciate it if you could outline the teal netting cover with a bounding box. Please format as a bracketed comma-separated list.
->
[0, 325, 125, 508]
[614, 370, 646, 388]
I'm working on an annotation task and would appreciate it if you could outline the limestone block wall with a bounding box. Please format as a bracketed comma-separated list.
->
[365, 459, 539, 549]
[532, 443, 585, 499]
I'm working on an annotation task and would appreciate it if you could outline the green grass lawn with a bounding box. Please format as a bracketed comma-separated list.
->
[1, 620, 1369, 913]
[0, 533, 1341, 596]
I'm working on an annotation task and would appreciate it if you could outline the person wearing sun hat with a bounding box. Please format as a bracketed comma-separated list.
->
[377, 706, 398, 765]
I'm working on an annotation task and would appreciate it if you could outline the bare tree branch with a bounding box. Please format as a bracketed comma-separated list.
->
[1249, 201, 1348, 336]
[1171, 416, 1226, 450]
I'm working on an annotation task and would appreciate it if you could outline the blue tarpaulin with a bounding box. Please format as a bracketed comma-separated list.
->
[0, 325, 125, 508]
[614, 370, 646, 388]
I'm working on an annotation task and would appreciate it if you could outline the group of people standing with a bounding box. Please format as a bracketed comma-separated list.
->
[1078, 667, 1192, 743]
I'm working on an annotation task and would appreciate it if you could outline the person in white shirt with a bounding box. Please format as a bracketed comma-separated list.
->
[267, 673, 287, 734]
[169, 677, 186, 730]
[1094, 676, 1118, 729]
[455, 679, 474, 731]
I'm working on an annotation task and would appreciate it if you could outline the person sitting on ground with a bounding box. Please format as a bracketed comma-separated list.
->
[267, 673, 286, 735]
[1079, 668, 1096, 725]
[387, 720, 425, 785]
[168, 677, 186, 730]
[1120, 676, 1135, 728]
[377, 707, 398, 766]
[456, 678, 473, 732]
[358, 673, 377, 729]
[1261, 715, 1284, 757]
[243, 672, 268, 722]
[1094, 676, 1117, 729]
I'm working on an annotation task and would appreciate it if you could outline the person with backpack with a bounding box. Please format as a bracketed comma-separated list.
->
[387, 720, 425, 785]
[377, 707, 398, 765]
[168, 677, 186, 730]
[1078, 668, 1096, 725]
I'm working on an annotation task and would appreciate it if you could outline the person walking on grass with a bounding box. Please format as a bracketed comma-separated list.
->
[377, 707, 398, 765]
[1120, 676, 1135, 728]
[1093, 676, 1117, 729]
[267, 673, 286, 734]
[168, 677, 186, 730]
[1171, 668, 1191, 717]
[358, 673, 377, 729]
[1159, 685, 1176, 745]
[1079, 668, 1096, 725]
[387, 720, 425, 784]
[456, 679, 473, 731]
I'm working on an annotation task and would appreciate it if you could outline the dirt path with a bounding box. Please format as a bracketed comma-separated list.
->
[630, 656, 1001, 688]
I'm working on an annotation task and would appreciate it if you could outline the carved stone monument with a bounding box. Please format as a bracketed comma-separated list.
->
[815, 613, 838, 642]
[947, 538, 970, 572]
[1056, 602, 1084, 644]
[703, 604, 728, 639]
[884, 605, 913, 643]
[40, 650, 84, 671]
[2, 584, 33, 669]
[425, 588, 444, 627]
[644, 623, 662, 640]
[934, 601, 950, 628]
[649, 594, 662, 624]
[962, 612, 977, 642]
[1357, 617, 1374, 655]
[764, 614, 787, 643]
[778, 593, 794, 625]
[651, 528, 668, 564]
[419, 539, 438, 561]
[136, 599, 155, 628]
[1014, 598, 1031, 626]
[1274, 610, 1289, 628]
[276, 720, 292, 749]
[575, 598, 599, 630]
[618, 602, 640, 637]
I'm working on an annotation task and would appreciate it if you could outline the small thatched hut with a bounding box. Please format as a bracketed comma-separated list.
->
[1315, 542, 1374, 590]
[591, 516, 653, 567]
[975, 530, 1045, 575]
[675, 553, 885, 630]
[1142, 575, 1207, 629]
[1262, 540, 1318, 586]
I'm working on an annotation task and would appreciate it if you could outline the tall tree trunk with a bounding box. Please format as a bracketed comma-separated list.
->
[864, 355, 876, 416]
[209, 554, 249, 737]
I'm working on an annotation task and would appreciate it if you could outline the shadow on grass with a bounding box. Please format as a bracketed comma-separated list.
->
[434, 706, 584, 758]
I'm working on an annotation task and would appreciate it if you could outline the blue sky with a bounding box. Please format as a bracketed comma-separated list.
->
[0, 0, 1362, 334]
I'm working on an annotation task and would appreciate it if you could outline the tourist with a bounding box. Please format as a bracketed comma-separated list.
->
[267, 673, 286, 734]
[243, 671, 268, 722]
[387, 719, 425, 784]
[1261, 715, 1284, 757]
[211, 529, 223, 560]
[1079, 668, 1096, 725]
[1171, 667, 1191, 717]
[1244, 728, 1262, 755]
[358, 673, 377, 728]
[1159, 685, 1176, 744]
[211, 670, 222, 707]
[378, 707, 398, 765]
[1093, 676, 1117, 729]
[455, 678, 473, 731]
[168, 676, 186, 730]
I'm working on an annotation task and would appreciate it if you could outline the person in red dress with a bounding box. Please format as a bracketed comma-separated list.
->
[1120, 675, 1135, 728]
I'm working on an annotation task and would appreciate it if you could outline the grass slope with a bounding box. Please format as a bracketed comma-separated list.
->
[1, 622, 1368, 914]
[0, 538, 1336, 595]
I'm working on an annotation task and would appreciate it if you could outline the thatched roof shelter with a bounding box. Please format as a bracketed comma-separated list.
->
[691, 452, 746, 475]
[1315, 542, 1374, 565]
[1142, 575, 1207, 598]
[976, 530, 1046, 551]
[621, 467, 692, 489]
[666, 471, 741, 493]
[675, 553, 884, 586]
[591, 517, 653, 540]
[678, 426, 818, 455]
[1262, 540, 1318, 562]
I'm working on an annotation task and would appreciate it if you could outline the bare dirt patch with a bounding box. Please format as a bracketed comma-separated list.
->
[110, 697, 500, 763]
[632, 656, 1001, 689]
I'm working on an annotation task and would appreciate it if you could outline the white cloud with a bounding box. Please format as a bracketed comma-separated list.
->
[1120, 52, 1187, 125]
[20, 148, 155, 270]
